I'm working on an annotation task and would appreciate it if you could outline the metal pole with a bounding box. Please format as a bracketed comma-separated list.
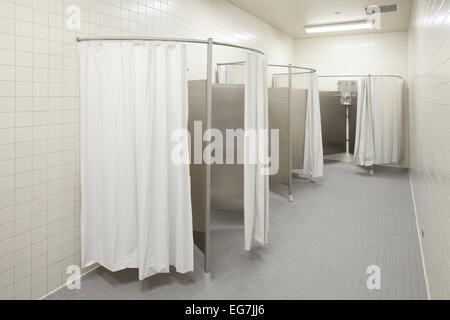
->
[76, 37, 265, 55]
[76, 36, 209, 44]
[204, 38, 213, 274]
[288, 64, 294, 202]
[345, 105, 350, 155]
[317, 74, 402, 79]
[368, 74, 375, 176]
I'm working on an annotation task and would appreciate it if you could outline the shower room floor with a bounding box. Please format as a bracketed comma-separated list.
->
[324, 153, 354, 163]
[47, 161, 427, 300]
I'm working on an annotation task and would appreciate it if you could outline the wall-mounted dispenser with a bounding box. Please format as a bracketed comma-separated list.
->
[337, 81, 358, 158]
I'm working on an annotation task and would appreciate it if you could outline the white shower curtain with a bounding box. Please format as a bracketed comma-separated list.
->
[354, 78, 375, 166]
[79, 42, 193, 280]
[354, 77, 403, 166]
[303, 74, 324, 178]
[371, 77, 403, 165]
[244, 52, 269, 251]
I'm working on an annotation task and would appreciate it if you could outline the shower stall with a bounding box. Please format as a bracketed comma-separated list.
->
[318, 74, 405, 172]
[319, 82, 358, 162]
[218, 63, 323, 202]
[77, 37, 269, 279]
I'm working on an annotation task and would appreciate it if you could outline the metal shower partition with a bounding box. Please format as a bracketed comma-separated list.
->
[76, 37, 265, 275]
[217, 62, 317, 202]
[269, 65, 316, 202]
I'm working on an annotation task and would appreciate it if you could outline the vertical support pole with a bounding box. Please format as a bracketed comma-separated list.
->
[345, 105, 350, 155]
[288, 64, 294, 202]
[204, 38, 213, 274]
[368, 74, 375, 177]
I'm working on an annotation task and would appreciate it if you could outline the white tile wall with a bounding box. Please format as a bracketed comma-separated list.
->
[296, 32, 409, 80]
[0, 0, 295, 300]
[409, 0, 450, 299]
[295, 32, 410, 167]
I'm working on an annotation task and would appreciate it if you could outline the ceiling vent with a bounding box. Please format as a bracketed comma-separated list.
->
[365, 4, 398, 14]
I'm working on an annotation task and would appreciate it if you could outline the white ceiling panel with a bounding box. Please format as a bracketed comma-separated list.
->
[228, 0, 412, 38]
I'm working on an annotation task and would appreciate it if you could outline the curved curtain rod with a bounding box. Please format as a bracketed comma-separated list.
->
[268, 64, 316, 74]
[75, 37, 265, 55]
[217, 62, 316, 74]
[272, 73, 402, 79]
[317, 74, 403, 79]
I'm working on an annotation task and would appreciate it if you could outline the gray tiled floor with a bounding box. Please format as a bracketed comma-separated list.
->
[47, 161, 427, 300]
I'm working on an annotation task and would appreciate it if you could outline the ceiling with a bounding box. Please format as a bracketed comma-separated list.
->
[228, 0, 412, 39]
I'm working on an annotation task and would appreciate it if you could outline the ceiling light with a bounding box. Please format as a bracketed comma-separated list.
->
[305, 20, 374, 34]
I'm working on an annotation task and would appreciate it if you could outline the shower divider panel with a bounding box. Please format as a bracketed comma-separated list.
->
[216, 63, 317, 202]
[268, 88, 308, 184]
[187, 81, 246, 272]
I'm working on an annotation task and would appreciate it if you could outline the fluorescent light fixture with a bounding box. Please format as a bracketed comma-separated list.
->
[305, 20, 374, 34]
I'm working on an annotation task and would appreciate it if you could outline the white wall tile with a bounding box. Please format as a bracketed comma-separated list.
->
[409, 0, 450, 299]
[0, 233, 13, 252]
[15, 4, 33, 23]
[0, 144, 14, 161]
[0, 0, 295, 300]
[0, 48, 15, 65]
[0, 1, 14, 18]
[0, 17, 15, 34]
[295, 32, 410, 167]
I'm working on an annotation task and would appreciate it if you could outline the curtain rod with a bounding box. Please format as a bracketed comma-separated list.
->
[318, 74, 403, 79]
[217, 62, 316, 74]
[269, 64, 316, 74]
[76, 37, 265, 55]
[272, 73, 402, 79]
[272, 71, 316, 76]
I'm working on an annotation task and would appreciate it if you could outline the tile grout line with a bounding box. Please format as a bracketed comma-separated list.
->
[45, 0, 50, 298]
[58, 1, 63, 291]
[408, 169, 431, 300]
[39, 265, 99, 300]
[12, 0, 16, 300]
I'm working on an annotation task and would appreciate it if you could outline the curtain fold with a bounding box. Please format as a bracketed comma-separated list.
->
[303, 74, 324, 178]
[244, 53, 269, 251]
[354, 77, 403, 166]
[371, 77, 404, 165]
[354, 77, 375, 166]
[80, 42, 193, 280]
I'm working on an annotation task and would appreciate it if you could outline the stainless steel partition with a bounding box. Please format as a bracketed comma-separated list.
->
[211, 84, 245, 212]
[188, 81, 246, 275]
[188, 80, 208, 262]
[269, 65, 316, 202]
[216, 62, 317, 202]
[268, 88, 308, 184]
[292, 90, 308, 171]
[188, 82, 245, 213]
